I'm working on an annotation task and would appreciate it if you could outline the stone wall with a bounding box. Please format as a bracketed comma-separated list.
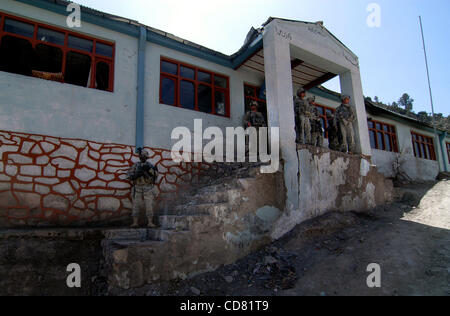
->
[0, 130, 217, 227]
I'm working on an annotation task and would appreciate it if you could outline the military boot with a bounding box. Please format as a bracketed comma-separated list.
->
[131, 217, 139, 228]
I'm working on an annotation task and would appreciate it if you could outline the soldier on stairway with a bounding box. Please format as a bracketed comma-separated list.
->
[127, 149, 159, 228]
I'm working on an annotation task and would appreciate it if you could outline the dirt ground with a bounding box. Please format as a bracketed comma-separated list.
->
[124, 180, 449, 296]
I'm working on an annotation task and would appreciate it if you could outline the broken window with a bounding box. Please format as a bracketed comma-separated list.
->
[65, 51, 92, 87]
[0, 12, 115, 91]
[0, 35, 36, 76]
[35, 44, 63, 73]
[95, 61, 111, 91]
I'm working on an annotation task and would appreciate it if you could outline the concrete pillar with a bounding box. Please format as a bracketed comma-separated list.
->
[263, 23, 299, 212]
[340, 70, 372, 156]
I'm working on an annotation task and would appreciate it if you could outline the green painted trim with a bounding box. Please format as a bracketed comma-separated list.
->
[309, 87, 341, 103]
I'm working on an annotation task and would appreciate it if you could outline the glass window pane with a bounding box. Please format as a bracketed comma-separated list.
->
[161, 77, 176, 105]
[198, 71, 211, 83]
[161, 61, 177, 75]
[376, 123, 382, 130]
[383, 125, 389, 132]
[215, 90, 226, 116]
[316, 106, 324, 115]
[37, 27, 65, 45]
[369, 131, 377, 149]
[214, 75, 227, 88]
[390, 126, 396, 133]
[377, 132, 384, 150]
[423, 144, 430, 159]
[414, 142, 421, 157]
[68, 35, 93, 53]
[96, 61, 110, 91]
[368, 121, 375, 129]
[4, 18, 34, 38]
[96, 42, 113, 57]
[198, 85, 212, 113]
[180, 66, 194, 79]
[384, 134, 392, 152]
[65, 51, 92, 87]
[326, 109, 333, 116]
[34, 44, 63, 73]
[180, 80, 195, 109]
[392, 137, 398, 152]
[0, 35, 35, 76]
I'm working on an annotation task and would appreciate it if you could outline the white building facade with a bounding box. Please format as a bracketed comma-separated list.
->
[0, 0, 448, 227]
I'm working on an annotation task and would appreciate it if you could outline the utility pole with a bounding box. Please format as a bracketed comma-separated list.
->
[419, 16, 442, 171]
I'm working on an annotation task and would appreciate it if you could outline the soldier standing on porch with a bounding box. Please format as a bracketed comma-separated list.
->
[244, 100, 267, 157]
[294, 87, 311, 145]
[127, 149, 159, 228]
[244, 100, 267, 129]
[309, 97, 324, 147]
[336, 95, 356, 153]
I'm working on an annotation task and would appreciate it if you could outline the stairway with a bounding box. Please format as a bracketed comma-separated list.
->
[101, 163, 267, 292]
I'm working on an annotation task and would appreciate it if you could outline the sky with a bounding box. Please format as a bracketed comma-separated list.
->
[74, 0, 450, 116]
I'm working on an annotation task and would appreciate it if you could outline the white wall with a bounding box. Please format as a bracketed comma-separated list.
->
[143, 42, 264, 150]
[0, 0, 268, 151]
[367, 114, 443, 181]
[0, 0, 138, 145]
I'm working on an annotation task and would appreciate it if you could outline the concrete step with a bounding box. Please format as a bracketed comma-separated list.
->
[173, 202, 229, 217]
[156, 214, 211, 230]
[103, 228, 149, 241]
[109, 240, 166, 248]
[147, 228, 191, 242]
[181, 191, 229, 206]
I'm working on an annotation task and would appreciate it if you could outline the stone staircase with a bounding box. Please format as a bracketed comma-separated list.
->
[100, 163, 282, 292]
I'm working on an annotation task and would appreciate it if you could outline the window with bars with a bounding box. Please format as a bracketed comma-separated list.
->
[411, 131, 436, 161]
[160, 57, 230, 117]
[368, 120, 399, 153]
[244, 84, 267, 123]
[314, 103, 335, 139]
[0, 12, 115, 91]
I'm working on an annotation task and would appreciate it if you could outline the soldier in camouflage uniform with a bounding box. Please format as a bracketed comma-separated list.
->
[244, 100, 267, 129]
[244, 101, 267, 157]
[127, 149, 159, 228]
[326, 111, 341, 151]
[336, 95, 356, 153]
[294, 88, 312, 144]
[309, 97, 324, 147]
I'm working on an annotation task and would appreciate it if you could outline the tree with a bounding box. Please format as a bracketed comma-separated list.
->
[374, 96, 380, 103]
[398, 93, 414, 112]
[417, 111, 429, 122]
